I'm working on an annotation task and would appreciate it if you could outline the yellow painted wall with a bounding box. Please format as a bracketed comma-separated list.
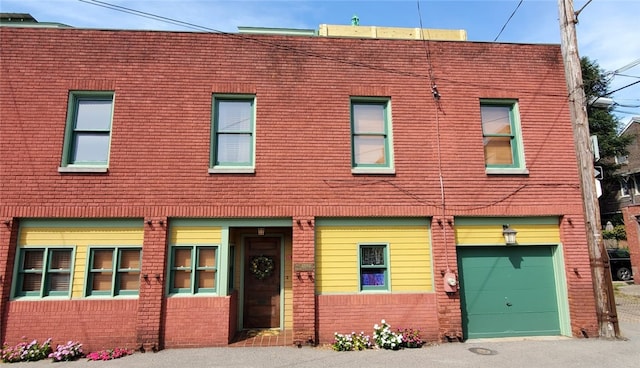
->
[283, 234, 293, 329]
[316, 225, 432, 293]
[169, 226, 222, 244]
[455, 223, 560, 245]
[318, 24, 467, 41]
[19, 226, 143, 298]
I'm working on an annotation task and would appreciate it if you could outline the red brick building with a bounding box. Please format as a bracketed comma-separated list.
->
[1, 23, 599, 351]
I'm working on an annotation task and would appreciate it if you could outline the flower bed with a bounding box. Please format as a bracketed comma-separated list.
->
[331, 319, 425, 351]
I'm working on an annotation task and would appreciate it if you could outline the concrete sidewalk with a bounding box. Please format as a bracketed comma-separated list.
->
[9, 284, 640, 368]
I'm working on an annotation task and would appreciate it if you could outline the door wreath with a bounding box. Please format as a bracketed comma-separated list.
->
[250, 256, 275, 280]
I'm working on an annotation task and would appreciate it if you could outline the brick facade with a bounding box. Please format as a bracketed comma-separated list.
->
[0, 26, 599, 348]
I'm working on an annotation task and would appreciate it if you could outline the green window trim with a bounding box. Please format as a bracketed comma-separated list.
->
[169, 245, 219, 295]
[60, 91, 114, 172]
[358, 244, 389, 292]
[14, 247, 74, 298]
[210, 95, 256, 174]
[86, 247, 141, 297]
[480, 99, 528, 174]
[350, 98, 395, 174]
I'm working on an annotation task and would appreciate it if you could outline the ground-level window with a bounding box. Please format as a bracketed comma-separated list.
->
[15, 248, 73, 298]
[169, 246, 218, 294]
[87, 247, 141, 296]
[359, 244, 388, 291]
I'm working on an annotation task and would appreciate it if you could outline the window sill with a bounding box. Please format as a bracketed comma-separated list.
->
[209, 167, 255, 174]
[352, 167, 396, 175]
[485, 167, 529, 175]
[167, 292, 219, 297]
[359, 289, 391, 293]
[11, 295, 71, 301]
[58, 166, 108, 173]
[85, 294, 139, 299]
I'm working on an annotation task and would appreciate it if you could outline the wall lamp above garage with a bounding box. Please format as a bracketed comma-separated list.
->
[502, 224, 517, 245]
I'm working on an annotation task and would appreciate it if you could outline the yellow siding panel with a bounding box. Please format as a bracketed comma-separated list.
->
[316, 225, 432, 293]
[19, 226, 144, 298]
[455, 224, 560, 245]
[170, 226, 222, 244]
[283, 237, 293, 329]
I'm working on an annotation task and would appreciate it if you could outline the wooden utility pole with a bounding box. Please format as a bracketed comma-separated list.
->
[557, 0, 619, 338]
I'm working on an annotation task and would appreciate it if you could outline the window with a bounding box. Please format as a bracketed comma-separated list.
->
[169, 246, 218, 294]
[87, 248, 141, 296]
[615, 155, 629, 165]
[351, 99, 394, 174]
[60, 92, 114, 172]
[210, 96, 255, 173]
[15, 248, 73, 298]
[359, 244, 388, 291]
[480, 100, 527, 174]
[620, 176, 631, 197]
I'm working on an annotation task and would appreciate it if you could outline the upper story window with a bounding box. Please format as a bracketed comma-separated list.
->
[359, 244, 389, 291]
[615, 155, 629, 165]
[87, 247, 141, 297]
[620, 176, 632, 197]
[59, 91, 114, 173]
[209, 95, 256, 174]
[15, 247, 73, 298]
[351, 98, 394, 174]
[480, 100, 528, 175]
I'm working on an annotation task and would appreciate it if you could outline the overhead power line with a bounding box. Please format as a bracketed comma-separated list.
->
[494, 0, 524, 42]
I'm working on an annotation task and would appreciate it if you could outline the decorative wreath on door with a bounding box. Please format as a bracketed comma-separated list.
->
[250, 256, 275, 280]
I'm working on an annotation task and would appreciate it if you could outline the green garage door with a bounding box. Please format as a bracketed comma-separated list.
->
[457, 246, 561, 339]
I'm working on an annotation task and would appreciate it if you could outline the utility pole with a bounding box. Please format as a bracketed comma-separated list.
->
[557, 0, 619, 338]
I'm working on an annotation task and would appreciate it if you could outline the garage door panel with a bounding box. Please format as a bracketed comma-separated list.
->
[458, 246, 561, 339]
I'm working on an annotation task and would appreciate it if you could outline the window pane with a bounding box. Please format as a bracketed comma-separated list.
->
[72, 133, 110, 163]
[119, 249, 140, 269]
[92, 272, 112, 291]
[173, 270, 191, 289]
[49, 273, 70, 292]
[481, 105, 511, 135]
[361, 269, 385, 286]
[198, 248, 216, 268]
[92, 250, 113, 270]
[353, 104, 384, 133]
[23, 250, 44, 270]
[197, 270, 216, 289]
[50, 250, 71, 270]
[118, 272, 139, 291]
[217, 134, 251, 163]
[218, 100, 251, 132]
[354, 136, 385, 165]
[22, 273, 42, 292]
[361, 247, 385, 266]
[484, 137, 513, 165]
[76, 99, 112, 130]
[174, 248, 192, 268]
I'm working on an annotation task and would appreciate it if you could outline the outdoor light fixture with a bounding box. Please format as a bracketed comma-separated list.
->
[257, 227, 265, 236]
[502, 224, 517, 245]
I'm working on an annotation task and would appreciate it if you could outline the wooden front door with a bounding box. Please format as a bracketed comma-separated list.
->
[243, 237, 280, 329]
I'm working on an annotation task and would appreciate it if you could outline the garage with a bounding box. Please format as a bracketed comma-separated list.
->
[457, 245, 561, 339]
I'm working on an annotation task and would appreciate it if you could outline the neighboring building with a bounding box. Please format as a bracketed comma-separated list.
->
[612, 116, 640, 284]
[602, 117, 640, 213]
[1, 19, 600, 352]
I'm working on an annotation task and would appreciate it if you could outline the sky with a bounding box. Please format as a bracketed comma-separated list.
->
[1, 0, 638, 123]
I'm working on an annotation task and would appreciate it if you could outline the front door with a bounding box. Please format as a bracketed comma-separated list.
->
[243, 237, 281, 329]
